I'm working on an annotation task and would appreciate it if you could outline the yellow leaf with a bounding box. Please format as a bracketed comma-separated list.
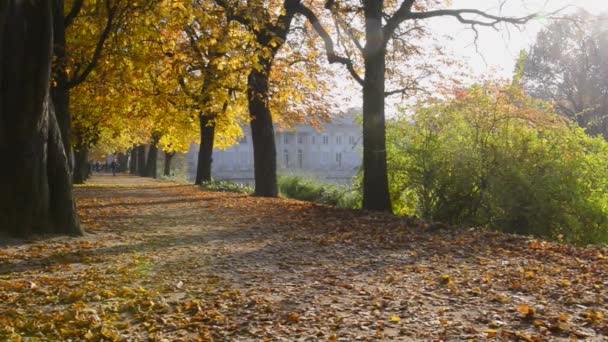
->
[288, 312, 300, 323]
[390, 315, 401, 323]
[517, 304, 535, 319]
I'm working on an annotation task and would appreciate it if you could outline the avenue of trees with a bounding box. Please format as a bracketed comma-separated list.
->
[8, 0, 603, 240]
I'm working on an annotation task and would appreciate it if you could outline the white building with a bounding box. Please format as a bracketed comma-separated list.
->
[188, 108, 362, 185]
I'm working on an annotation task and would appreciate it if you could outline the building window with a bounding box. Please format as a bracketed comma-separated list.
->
[241, 136, 247, 144]
[312, 136, 316, 144]
[284, 149, 289, 168]
[297, 149, 303, 168]
[322, 135, 329, 144]
[336, 136, 342, 145]
[297, 135, 303, 144]
[349, 136, 355, 145]
[283, 134, 289, 145]
[336, 152, 342, 168]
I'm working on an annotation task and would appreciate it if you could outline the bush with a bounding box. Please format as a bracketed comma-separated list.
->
[278, 175, 360, 209]
[387, 83, 608, 244]
[200, 180, 253, 194]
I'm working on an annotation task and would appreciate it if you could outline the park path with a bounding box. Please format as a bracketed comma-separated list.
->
[0, 174, 607, 341]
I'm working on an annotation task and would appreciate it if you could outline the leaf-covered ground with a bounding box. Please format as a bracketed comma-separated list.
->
[1, 175, 607, 341]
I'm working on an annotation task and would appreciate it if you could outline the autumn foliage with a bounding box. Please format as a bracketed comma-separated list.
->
[1, 176, 606, 340]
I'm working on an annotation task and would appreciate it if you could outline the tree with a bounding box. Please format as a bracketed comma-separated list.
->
[298, 0, 534, 212]
[213, 0, 315, 197]
[522, 10, 608, 138]
[53, 0, 121, 171]
[171, 1, 251, 184]
[0, 0, 81, 236]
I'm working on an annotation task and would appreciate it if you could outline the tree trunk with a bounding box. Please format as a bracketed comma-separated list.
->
[195, 114, 215, 184]
[361, 1, 392, 212]
[137, 145, 146, 176]
[145, 134, 160, 178]
[73, 145, 89, 184]
[51, 0, 73, 171]
[129, 148, 137, 174]
[47, 106, 81, 235]
[0, 0, 81, 236]
[116, 153, 128, 172]
[248, 64, 278, 197]
[164, 151, 175, 177]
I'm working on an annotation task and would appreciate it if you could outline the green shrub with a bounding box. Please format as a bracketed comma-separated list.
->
[278, 175, 360, 209]
[200, 180, 253, 194]
[387, 83, 608, 244]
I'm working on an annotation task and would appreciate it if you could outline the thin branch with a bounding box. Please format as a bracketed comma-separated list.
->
[295, 3, 364, 85]
[64, 0, 84, 28]
[409, 9, 535, 27]
[68, 0, 119, 88]
[385, 5, 538, 44]
[213, 0, 253, 28]
[383, 0, 416, 40]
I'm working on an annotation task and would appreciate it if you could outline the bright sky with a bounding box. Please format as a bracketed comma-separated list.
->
[331, 0, 608, 114]
[436, 0, 608, 78]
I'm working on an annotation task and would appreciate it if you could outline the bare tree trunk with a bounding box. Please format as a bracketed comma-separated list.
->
[195, 114, 215, 184]
[145, 134, 160, 178]
[361, 1, 392, 212]
[137, 145, 146, 177]
[116, 152, 128, 172]
[0, 0, 81, 236]
[51, 0, 73, 171]
[47, 106, 81, 234]
[163, 151, 175, 177]
[129, 148, 137, 174]
[73, 145, 89, 184]
[248, 63, 277, 197]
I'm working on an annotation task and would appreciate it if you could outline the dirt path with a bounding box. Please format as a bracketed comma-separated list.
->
[0, 175, 607, 341]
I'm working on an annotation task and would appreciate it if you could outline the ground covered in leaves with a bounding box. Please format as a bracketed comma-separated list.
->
[1, 175, 607, 341]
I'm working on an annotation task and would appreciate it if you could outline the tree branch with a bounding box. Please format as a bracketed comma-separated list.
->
[68, 0, 118, 88]
[383, 0, 415, 41]
[385, 5, 536, 43]
[295, 3, 364, 86]
[64, 0, 84, 28]
[213, 0, 253, 28]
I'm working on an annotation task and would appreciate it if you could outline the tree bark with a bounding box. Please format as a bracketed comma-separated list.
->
[51, 0, 73, 171]
[248, 63, 278, 197]
[0, 0, 81, 236]
[195, 114, 215, 184]
[137, 145, 146, 176]
[145, 134, 160, 178]
[163, 151, 175, 177]
[47, 106, 81, 234]
[116, 152, 128, 172]
[129, 148, 137, 174]
[73, 145, 89, 184]
[361, 1, 392, 212]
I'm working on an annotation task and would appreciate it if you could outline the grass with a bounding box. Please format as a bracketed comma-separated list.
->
[198, 176, 360, 209]
[278, 175, 360, 209]
[200, 180, 254, 194]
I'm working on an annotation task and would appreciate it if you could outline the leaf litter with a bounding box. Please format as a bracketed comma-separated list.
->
[0, 175, 606, 341]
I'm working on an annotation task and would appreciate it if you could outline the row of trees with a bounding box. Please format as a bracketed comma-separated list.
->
[1, 0, 536, 237]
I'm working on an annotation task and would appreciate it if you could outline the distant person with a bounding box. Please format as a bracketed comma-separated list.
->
[110, 161, 117, 176]
[95, 161, 100, 172]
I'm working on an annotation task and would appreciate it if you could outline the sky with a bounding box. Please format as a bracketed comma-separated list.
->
[435, 0, 608, 78]
[329, 0, 608, 114]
